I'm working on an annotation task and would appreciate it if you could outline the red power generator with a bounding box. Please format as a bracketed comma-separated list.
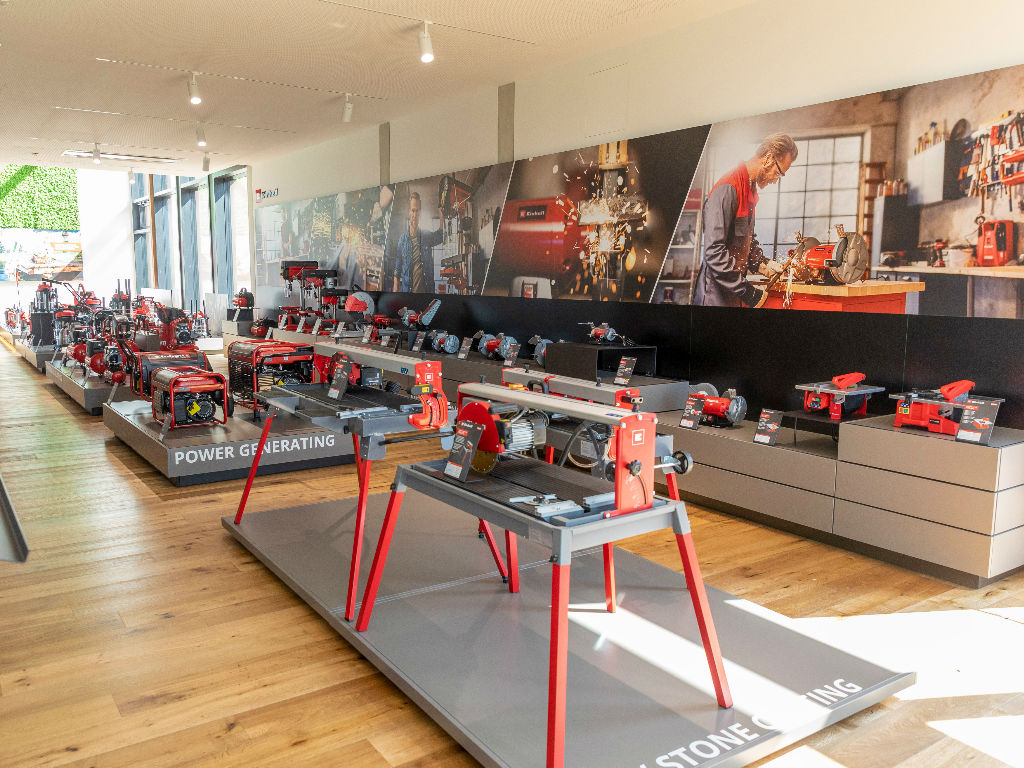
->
[151, 366, 230, 428]
[227, 340, 315, 409]
[977, 220, 1014, 267]
[133, 350, 211, 398]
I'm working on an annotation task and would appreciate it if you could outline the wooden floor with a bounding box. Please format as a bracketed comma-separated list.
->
[1, 341, 1021, 768]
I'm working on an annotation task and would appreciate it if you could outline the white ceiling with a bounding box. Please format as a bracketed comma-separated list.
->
[0, 0, 746, 176]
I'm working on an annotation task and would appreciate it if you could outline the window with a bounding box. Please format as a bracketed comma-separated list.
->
[755, 135, 863, 260]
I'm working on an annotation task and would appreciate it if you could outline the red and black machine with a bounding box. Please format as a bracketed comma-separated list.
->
[580, 322, 619, 344]
[474, 330, 519, 360]
[153, 306, 197, 351]
[977, 220, 1015, 267]
[795, 372, 886, 420]
[351, 381, 730, 768]
[151, 366, 230, 428]
[786, 225, 870, 285]
[227, 340, 315, 410]
[891, 380, 978, 435]
[249, 318, 274, 338]
[689, 386, 747, 427]
[121, 347, 212, 399]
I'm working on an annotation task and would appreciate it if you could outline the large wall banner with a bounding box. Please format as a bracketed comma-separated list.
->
[484, 126, 709, 301]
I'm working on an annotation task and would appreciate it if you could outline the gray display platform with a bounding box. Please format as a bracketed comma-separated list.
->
[104, 401, 355, 485]
[0, 326, 24, 347]
[314, 339, 692, 413]
[14, 339, 52, 372]
[45, 360, 134, 415]
[0, 472, 29, 563]
[223, 493, 912, 768]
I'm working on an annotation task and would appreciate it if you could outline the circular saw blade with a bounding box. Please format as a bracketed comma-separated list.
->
[345, 291, 375, 320]
[471, 449, 498, 474]
[829, 233, 869, 284]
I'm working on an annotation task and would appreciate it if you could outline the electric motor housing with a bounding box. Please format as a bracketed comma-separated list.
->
[151, 366, 230, 428]
[227, 340, 314, 408]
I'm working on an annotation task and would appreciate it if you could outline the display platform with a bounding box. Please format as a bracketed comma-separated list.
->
[315, 339, 692, 412]
[104, 401, 355, 485]
[14, 339, 52, 373]
[45, 360, 134, 415]
[224, 492, 913, 768]
[0, 472, 29, 563]
[0, 326, 24, 347]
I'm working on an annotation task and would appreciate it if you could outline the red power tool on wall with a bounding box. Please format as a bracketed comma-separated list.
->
[890, 380, 976, 435]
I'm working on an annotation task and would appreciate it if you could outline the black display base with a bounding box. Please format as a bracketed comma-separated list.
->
[545, 340, 657, 380]
[224, 492, 913, 768]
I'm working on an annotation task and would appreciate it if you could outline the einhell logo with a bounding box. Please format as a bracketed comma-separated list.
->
[255, 188, 279, 202]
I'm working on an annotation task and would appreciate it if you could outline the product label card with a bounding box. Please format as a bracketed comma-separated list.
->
[754, 408, 785, 445]
[678, 395, 704, 429]
[457, 337, 473, 359]
[956, 398, 1001, 445]
[614, 356, 637, 386]
[327, 355, 352, 400]
[361, 325, 373, 343]
[411, 331, 426, 352]
[502, 342, 520, 366]
[444, 419, 485, 481]
[311, 318, 322, 336]
[295, 316, 306, 334]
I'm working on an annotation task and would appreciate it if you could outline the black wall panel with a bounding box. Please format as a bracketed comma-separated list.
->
[905, 315, 1024, 427]
[373, 293, 1024, 429]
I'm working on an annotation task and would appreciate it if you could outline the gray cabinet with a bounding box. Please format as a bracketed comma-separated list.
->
[906, 141, 964, 206]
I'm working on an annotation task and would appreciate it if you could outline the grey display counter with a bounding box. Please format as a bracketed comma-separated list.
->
[661, 411, 1024, 586]
[0, 326, 25, 347]
[14, 339, 52, 373]
[835, 416, 1024, 584]
[314, 339, 692, 413]
[45, 360, 134, 415]
[103, 400, 355, 485]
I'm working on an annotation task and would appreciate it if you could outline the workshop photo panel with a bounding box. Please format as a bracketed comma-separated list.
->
[484, 125, 710, 301]
[658, 60, 1024, 318]
[254, 185, 393, 291]
[384, 162, 513, 296]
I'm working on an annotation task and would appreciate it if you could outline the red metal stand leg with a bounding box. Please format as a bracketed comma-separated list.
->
[233, 412, 276, 524]
[544, 445, 555, 464]
[479, 520, 509, 581]
[354, 489, 406, 632]
[344, 457, 372, 621]
[547, 563, 571, 768]
[603, 543, 617, 612]
[351, 434, 362, 474]
[666, 471, 680, 501]
[505, 531, 519, 593]
[675, 532, 733, 708]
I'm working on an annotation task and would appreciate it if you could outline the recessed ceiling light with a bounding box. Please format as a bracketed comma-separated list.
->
[188, 72, 202, 105]
[419, 21, 434, 63]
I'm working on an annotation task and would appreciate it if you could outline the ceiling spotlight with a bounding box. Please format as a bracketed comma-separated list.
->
[196, 123, 207, 147]
[188, 72, 202, 105]
[343, 93, 353, 123]
[92, 143, 101, 164]
[418, 21, 434, 63]
[202, 152, 210, 173]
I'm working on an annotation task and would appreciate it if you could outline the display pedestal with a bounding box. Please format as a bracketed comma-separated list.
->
[759, 280, 924, 313]
[0, 327, 25, 347]
[224, 492, 912, 768]
[103, 401, 355, 485]
[14, 339, 52, 373]
[45, 360, 133, 415]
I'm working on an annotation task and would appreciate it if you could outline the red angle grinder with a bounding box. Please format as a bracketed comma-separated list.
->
[690, 385, 747, 427]
[795, 372, 886, 420]
[890, 380, 976, 435]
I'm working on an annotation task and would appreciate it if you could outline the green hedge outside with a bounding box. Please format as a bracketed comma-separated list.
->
[0, 165, 80, 230]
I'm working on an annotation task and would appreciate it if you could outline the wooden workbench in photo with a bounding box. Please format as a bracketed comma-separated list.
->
[759, 278, 925, 313]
